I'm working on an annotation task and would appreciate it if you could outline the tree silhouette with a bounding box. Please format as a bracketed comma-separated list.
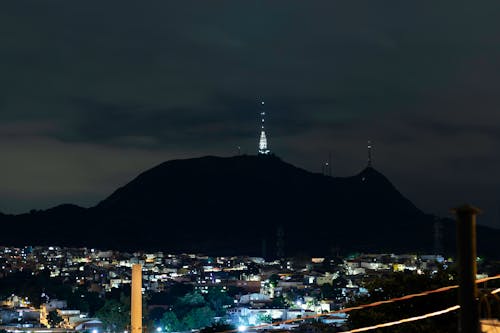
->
[47, 311, 63, 328]
[159, 311, 183, 332]
[95, 298, 130, 332]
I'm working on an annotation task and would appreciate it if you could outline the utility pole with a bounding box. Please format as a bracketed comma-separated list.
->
[451, 204, 481, 333]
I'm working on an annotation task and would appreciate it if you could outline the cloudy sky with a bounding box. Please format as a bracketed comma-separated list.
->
[1, 1, 500, 228]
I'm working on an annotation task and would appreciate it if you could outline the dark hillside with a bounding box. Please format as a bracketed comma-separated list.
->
[0, 155, 498, 258]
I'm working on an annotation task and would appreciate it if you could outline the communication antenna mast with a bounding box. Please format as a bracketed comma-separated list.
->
[434, 217, 444, 255]
[328, 152, 332, 176]
[276, 226, 285, 260]
[367, 140, 373, 167]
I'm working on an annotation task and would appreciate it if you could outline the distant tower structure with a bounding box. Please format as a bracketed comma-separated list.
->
[497, 203, 500, 226]
[367, 140, 373, 167]
[261, 238, 267, 261]
[434, 218, 444, 255]
[131, 264, 142, 333]
[258, 102, 271, 155]
[322, 162, 327, 175]
[322, 152, 332, 176]
[328, 152, 332, 176]
[276, 226, 285, 259]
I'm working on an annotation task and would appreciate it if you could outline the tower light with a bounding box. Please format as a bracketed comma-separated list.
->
[258, 102, 271, 155]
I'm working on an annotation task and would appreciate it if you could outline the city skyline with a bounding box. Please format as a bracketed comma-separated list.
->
[2, 2, 499, 333]
[1, 1, 500, 229]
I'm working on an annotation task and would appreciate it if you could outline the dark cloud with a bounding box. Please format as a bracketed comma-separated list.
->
[1, 1, 500, 228]
[45, 95, 340, 148]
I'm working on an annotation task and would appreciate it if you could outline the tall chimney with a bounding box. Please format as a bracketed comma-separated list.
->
[131, 264, 142, 333]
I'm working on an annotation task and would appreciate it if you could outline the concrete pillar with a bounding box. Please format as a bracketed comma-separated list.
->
[131, 264, 142, 333]
[452, 204, 481, 333]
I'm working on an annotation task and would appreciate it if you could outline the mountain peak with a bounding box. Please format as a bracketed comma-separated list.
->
[3, 154, 498, 258]
[357, 166, 392, 184]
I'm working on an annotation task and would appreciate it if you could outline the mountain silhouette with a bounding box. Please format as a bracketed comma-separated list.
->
[1, 155, 498, 258]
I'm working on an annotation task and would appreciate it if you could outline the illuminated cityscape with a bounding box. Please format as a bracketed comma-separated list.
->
[2, 1, 500, 333]
[1, 246, 483, 332]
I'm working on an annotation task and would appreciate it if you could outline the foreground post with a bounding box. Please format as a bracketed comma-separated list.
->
[452, 205, 481, 333]
[131, 264, 142, 333]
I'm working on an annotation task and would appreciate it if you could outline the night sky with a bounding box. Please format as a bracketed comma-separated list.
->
[2, 1, 500, 228]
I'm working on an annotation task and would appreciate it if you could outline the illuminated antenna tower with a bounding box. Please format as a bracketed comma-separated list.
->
[276, 226, 285, 260]
[258, 101, 271, 155]
[434, 217, 444, 255]
[367, 140, 373, 167]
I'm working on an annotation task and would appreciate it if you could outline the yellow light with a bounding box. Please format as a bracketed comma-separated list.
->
[342, 305, 460, 333]
[218, 274, 500, 333]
